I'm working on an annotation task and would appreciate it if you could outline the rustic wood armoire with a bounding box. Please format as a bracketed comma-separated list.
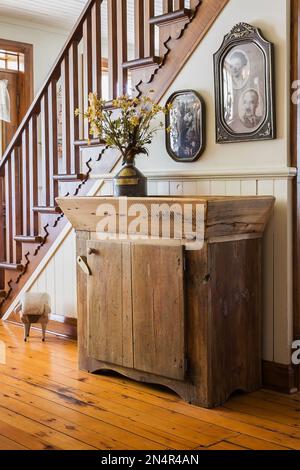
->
[58, 195, 274, 408]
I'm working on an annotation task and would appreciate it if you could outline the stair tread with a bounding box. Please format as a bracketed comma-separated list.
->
[123, 56, 162, 70]
[32, 206, 62, 214]
[74, 138, 106, 147]
[53, 174, 86, 181]
[0, 262, 24, 271]
[149, 8, 193, 25]
[14, 235, 44, 244]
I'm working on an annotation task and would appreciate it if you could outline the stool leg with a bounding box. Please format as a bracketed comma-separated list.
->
[24, 323, 30, 342]
[41, 322, 47, 342]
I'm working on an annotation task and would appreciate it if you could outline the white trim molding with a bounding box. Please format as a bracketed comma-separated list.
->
[90, 167, 297, 182]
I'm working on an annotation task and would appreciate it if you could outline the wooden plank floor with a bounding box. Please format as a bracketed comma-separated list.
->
[0, 321, 299, 451]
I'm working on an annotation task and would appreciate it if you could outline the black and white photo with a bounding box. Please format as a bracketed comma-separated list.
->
[214, 22, 275, 143]
[165, 90, 205, 162]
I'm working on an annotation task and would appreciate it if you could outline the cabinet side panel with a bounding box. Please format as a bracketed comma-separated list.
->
[208, 238, 262, 405]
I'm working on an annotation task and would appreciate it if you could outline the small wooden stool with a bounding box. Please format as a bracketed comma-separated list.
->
[14, 292, 51, 342]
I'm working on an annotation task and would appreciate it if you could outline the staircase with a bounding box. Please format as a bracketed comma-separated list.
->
[0, 0, 228, 318]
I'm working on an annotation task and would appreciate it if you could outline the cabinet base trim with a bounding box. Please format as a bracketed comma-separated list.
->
[80, 355, 262, 409]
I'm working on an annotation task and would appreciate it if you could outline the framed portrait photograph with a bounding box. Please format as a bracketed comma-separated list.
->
[214, 23, 275, 143]
[165, 90, 206, 162]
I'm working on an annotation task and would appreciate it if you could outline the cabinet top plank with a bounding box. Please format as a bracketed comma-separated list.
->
[57, 195, 275, 243]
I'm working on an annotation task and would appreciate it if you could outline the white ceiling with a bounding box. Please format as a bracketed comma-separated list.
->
[0, 0, 185, 38]
[0, 0, 87, 30]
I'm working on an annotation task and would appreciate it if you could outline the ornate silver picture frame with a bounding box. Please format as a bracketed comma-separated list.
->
[214, 23, 275, 143]
[165, 90, 206, 162]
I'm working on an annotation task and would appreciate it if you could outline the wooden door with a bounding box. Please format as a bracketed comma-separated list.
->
[87, 240, 133, 368]
[131, 243, 185, 380]
[0, 70, 19, 155]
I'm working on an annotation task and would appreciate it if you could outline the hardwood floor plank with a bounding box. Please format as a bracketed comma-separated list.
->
[1, 346, 297, 449]
[0, 433, 29, 450]
[0, 357, 234, 448]
[227, 434, 292, 450]
[203, 440, 247, 450]
[0, 405, 95, 450]
[0, 354, 300, 449]
[0, 322, 298, 451]
[0, 421, 58, 450]
[0, 374, 197, 450]
[224, 395, 300, 427]
[222, 401, 300, 438]
[0, 380, 167, 450]
[0, 346, 238, 448]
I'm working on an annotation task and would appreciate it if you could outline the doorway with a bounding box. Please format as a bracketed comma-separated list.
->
[0, 39, 33, 158]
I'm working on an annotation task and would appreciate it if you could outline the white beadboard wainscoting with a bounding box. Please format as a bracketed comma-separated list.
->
[29, 230, 78, 319]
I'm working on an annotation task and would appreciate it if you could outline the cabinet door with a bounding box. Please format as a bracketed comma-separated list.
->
[87, 240, 133, 367]
[131, 243, 185, 380]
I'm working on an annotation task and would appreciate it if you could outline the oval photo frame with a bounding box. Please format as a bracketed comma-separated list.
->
[214, 22, 275, 144]
[165, 90, 206, 162]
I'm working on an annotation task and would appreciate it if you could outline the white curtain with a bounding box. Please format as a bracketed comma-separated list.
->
[0, 79, 10, 123]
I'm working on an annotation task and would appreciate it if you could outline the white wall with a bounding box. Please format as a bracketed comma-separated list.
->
[0, 16, 68, 94]
[29, 0, 294, 365]
[138, 0, 290, 174]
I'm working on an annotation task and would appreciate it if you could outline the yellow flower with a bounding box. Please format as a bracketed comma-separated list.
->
[88, 92, 98, 108]
[129, 116, 140, 127]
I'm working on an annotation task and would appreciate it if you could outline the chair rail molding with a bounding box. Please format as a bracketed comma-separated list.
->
[90, 167, 297, 182]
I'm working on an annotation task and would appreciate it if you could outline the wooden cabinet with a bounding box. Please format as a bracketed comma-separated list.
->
[58, 195, 274, 408]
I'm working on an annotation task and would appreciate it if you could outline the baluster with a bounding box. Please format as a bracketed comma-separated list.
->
[163, 0, 173, 13]
[4, 159, 12, 263]
[41, 94, 50, 206]
[48, 79, 58, 206]
[28, 115, 39, 236]
[69, 41, 80, 174]
[61, 56, 71, 175]
[134, 0, 145, 59]
[174, 0, 185, 10]
[108, 0, 118, 99]
[91, 0, 102, 97]
[83, 11, 93, 138]
[11, 148, 22, 263]
[144, 0, 155, 57]
[22, 129, 30, 235]
[117, 0, 128, 96]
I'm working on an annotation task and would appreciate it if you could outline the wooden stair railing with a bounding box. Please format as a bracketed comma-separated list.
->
[0, 0, 229, 317]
